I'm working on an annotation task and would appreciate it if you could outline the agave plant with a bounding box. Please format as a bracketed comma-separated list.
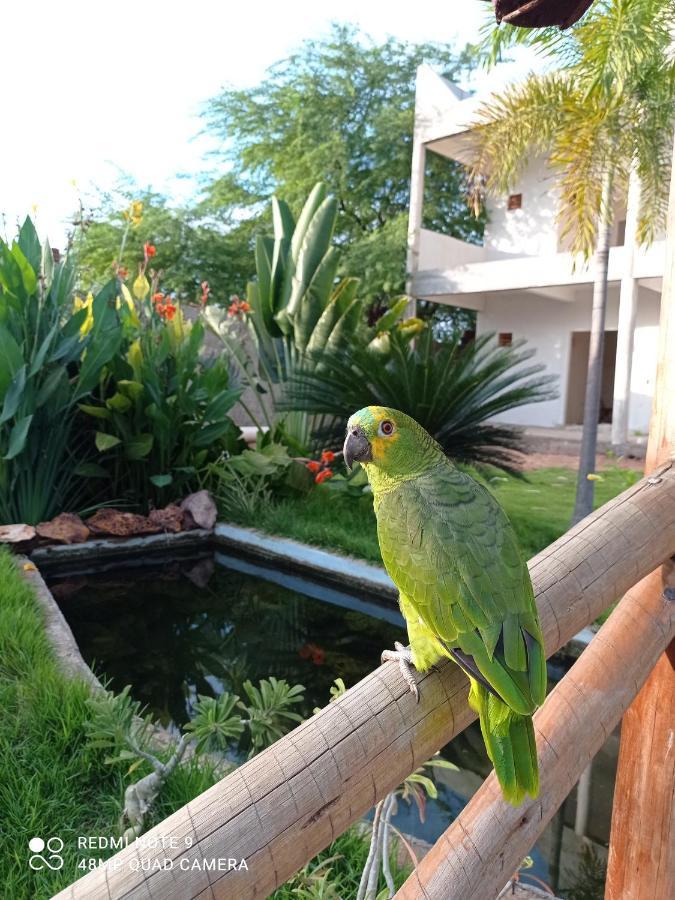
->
[205, 184, 416, 447]
[285, 328, 557, 471]
[0, 218, 122, 524]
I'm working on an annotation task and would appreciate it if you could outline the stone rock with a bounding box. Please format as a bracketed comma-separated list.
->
[148, 505, 185, 533]
[185, 557, 215, 588]
[0, 523, 37, 544]
[86, 508, 162, 537]
[180, 490, 217, 531]
[36, 512, 90, 544]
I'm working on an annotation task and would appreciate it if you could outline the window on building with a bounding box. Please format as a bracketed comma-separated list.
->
[507, 193, 522, 211]
[498, 332, 513, 347]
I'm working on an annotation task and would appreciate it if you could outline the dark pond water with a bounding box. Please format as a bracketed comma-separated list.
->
[48, 549, 614, 897]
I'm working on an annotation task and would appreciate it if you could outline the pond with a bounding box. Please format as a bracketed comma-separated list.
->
[47, 548, 614, 897]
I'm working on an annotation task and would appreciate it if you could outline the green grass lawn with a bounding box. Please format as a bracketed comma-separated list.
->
[226, 465, 641, 563]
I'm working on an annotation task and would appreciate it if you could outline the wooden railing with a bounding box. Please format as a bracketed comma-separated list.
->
[53, 462, 675, 900]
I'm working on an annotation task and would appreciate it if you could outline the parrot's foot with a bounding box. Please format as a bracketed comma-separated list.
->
[381, 641, 419, 703]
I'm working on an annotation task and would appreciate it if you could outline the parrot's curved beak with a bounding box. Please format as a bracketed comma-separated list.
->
[343, 425, 372, 471]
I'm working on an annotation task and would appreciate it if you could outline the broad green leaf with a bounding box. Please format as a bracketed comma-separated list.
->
[4, 414, 33, 459]
[10, 243, 37, 295]
[29, 324, 58, 376]
[78, 404, 112, 420]
[74, 462, 110, 478]
[36, 368, 67, 408]
[193, 420, 237, 448]
[18, 217, 42, 273]
[0, 328, 24, 393]
[106, 392, 132, 413]
[0, 364, 27, 425]
[95, 432, 122, 452]
[125, 433, 153, 460]
[117, 379, 144, 399]
[204, 388, 241, 421]
[149, 473, 173, 487]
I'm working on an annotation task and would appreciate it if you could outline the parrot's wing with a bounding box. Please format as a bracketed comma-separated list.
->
[377, 463, 547, 714]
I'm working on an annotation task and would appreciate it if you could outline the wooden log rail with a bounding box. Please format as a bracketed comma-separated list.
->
[395, 559, 675, 899]
[54, 462, 675, 900]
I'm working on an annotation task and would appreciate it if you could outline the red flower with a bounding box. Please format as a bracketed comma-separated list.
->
[152, 292, 164, 305]
[315, 468, 333, 484]
[320, 450, 335, 465]
[306, 461, 321, 473]
[144, 242, 156, 260]
[200, 280, 210, 306]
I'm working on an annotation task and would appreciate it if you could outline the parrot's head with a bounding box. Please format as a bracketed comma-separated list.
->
[343, 406, 440, 481]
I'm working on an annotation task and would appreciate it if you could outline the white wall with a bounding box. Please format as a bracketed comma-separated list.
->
[476, 287, 660, 431]
[484, 158, 561, 258]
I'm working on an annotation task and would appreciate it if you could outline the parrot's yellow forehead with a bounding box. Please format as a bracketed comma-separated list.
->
[348, 406, 401, 462]
[348, 406, 390, 431]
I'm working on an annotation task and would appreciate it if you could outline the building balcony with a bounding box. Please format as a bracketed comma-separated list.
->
[412, 228, 665, 309]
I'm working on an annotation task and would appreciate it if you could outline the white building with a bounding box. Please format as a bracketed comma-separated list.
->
[407, 66, 665, 435]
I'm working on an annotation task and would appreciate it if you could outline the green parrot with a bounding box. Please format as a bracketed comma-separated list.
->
[343, 406, 547, 805]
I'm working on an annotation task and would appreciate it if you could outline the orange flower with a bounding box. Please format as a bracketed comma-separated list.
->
[227, 296, 249, 318]
[152, 292, 164, 305]
[306, 460, 321, 473]
[320, 450, 335, 465]
[315, 468, 333, 484]
[144, 242, 156, 260]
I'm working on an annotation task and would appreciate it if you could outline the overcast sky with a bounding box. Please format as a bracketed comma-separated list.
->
[1, 0, 536, 247]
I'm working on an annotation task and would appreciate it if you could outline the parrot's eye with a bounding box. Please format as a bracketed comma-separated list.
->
[379, 420, 395, 436]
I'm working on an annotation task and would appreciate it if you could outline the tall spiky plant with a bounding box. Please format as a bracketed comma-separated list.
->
[471, 0, 675, 521]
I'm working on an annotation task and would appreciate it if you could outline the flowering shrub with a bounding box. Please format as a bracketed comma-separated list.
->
[78, 232, 242, 509]
[305, 450, 336, 485]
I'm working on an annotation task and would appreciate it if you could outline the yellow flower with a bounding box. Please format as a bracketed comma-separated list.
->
[117, 284, 140, 328]
[23, 562, 37, 572]
[132, 274, 150, 301]
[586, 473, 603, 481]
[127, 338, 143, 379]
[82, 293, 95, 336]
[130, 199, 143, 227]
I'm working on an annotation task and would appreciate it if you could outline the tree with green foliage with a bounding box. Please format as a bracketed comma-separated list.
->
[73, 188, 255, 302]
[471, 0, 675, 520]
[202, 24, 485, 307]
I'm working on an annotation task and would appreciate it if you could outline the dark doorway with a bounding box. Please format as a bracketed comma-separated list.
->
[565, 330, 617, 425]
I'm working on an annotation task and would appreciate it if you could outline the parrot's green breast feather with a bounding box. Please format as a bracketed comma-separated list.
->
[375, 460, 547, 713]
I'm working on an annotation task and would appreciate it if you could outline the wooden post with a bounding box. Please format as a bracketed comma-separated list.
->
[605, 129, 675, 900]
[394, 562, 675, 900]
[52, 468, 675, 900]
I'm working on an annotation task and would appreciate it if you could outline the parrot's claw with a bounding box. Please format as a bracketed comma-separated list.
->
[381, 641, 419, 702]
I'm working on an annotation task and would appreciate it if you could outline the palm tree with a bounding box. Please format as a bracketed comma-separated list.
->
[470, 0, 675, 522]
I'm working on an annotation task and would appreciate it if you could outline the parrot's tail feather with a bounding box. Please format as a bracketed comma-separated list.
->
[469, 680, 539, 806]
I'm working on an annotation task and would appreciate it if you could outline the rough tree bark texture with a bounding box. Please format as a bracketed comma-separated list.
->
[605, 127, 675, 900]
[394, 561, 675, 900]
[53, 466, 675, 900]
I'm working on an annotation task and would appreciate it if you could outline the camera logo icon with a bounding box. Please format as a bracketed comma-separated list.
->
[29, 837, 64, 871]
